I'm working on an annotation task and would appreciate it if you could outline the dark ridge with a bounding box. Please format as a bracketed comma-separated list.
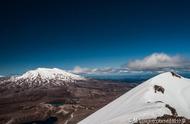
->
[22, 117, 57, 124]
[154, 85, 165, 94]
[165, 104, 178, 116]
[171, 72, 181, 78]
[135, 115, 189, 124]
[155, 101, 164, 103]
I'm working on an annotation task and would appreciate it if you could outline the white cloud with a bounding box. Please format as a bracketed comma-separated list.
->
[70, 53, 190, 75]
[125, 53, 189, 70]
[70, 66, 116, 75]
[71, 66, 92, 74]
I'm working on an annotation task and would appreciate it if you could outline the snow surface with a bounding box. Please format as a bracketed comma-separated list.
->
[79, 72, 190, 124]
[11, 68, 85, 82]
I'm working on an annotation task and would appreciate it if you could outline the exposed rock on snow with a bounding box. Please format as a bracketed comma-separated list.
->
[154, 85, 165, 94]
[171, 71, 181, 78]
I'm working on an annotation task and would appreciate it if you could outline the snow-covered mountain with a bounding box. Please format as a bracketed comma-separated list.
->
[79, 72, 190, 124]
[12, 68, 85, 82]
[3, 68, 86, 88]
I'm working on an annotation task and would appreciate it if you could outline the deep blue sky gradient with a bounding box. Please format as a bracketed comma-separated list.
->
[1, 0, 190, 75]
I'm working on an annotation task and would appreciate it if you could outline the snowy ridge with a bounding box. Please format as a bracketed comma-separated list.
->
[79, 72, 190, 124]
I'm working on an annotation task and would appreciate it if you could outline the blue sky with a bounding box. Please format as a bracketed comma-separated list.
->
[1, 0, 190, 75]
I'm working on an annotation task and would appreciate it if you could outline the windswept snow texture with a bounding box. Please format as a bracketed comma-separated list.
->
[79, 72, 190, 124]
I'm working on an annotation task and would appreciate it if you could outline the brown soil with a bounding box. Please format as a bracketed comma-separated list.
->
[0, 80, 136, 124]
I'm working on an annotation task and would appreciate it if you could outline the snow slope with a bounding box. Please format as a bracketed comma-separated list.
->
[79, 72, 190, 124]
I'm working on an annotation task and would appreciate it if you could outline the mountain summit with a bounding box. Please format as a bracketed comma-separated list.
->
[2, 68, 86, 89]
[79, 72, 190, 124]
[12, 68, 85, 82]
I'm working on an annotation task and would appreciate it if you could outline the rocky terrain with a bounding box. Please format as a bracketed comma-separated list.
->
[0, 68, 136, 124]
